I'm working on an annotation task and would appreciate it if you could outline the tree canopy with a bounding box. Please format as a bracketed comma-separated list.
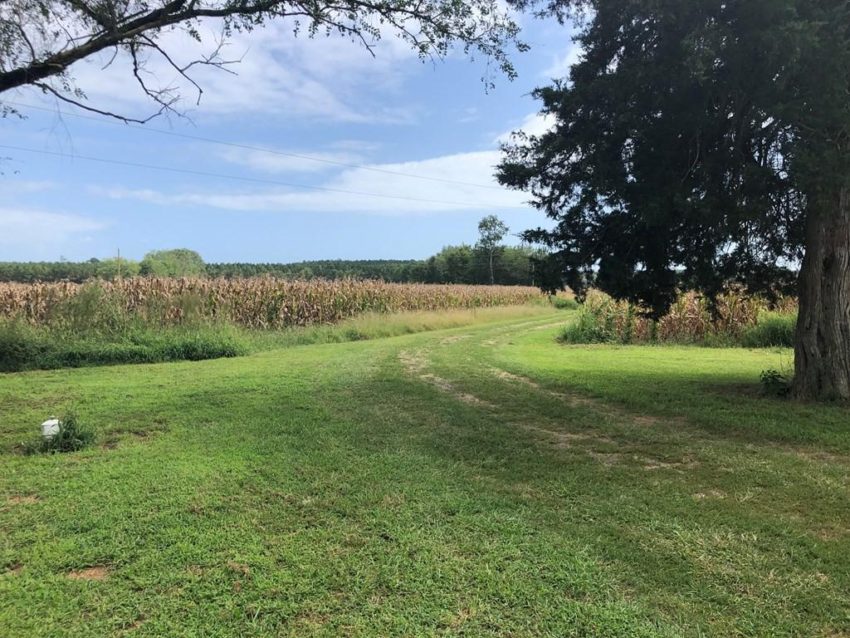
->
[0, 246, 543, 285]
[140, 248, 206, 277]
[498, 0, 850, 399]
[477, 215, 510, 284]
[0, 0, 524, 121]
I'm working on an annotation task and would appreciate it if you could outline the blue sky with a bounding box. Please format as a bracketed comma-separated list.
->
[0, 13, 577, 263]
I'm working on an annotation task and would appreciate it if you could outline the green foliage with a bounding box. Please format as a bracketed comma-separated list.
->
[0, 258, 139, 283]
[95, 257, 140, 279]
[498, 0, 849, 315]
[560, 301, 623, 344]
[205, 259, 419, 281]
[140, 249, 206, 277]
[760, 369, 792, 398]
[0, 248, 548, 286]
[477, 215, 510, 284]
[0, 282, 248, 371]
[560, 290, 796, 347]
[741, 312, 797, 348]
[209, 248, 548, 286]
[0, 320, 47, 371]
[477, 215, 509, 251]
[549, 295, 579, 310]
[23, 412, 95, 455]
[0, 321, 247, 372]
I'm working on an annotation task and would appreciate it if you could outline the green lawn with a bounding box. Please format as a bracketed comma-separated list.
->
[1, 310, 848, 636]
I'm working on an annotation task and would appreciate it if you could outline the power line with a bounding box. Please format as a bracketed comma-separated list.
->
[6, 100, 505, 191]
[0, 143, 505, 209]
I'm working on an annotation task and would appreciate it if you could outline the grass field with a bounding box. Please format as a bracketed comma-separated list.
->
[1, 309, 849, 636]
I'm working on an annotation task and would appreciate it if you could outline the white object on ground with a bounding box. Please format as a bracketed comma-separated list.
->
[41, 418, 60, 439]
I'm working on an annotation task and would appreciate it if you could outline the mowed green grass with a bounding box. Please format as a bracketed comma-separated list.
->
[1, 310, 848, 637]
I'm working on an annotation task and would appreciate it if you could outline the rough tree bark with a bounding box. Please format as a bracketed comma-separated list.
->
[793, 185, 850, 400]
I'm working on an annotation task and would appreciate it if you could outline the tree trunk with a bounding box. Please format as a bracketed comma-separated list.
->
[793, 185, 850, 400]
[489, 251, 495, 285]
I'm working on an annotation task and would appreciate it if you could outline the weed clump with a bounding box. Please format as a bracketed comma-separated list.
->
[24, 413, 95, 454]
[560, 289, 796, 348]
[760, 369, 792, 398]
[550, 295, 579, 310]
[741, 312, 796, 348]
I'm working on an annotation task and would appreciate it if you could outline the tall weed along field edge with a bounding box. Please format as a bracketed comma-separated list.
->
[563, 289, 798, 346]
[0, 278, 543, 329]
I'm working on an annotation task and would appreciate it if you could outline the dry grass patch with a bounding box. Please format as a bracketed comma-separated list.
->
[67, 566, 109, 581]
[5, 495, 39, 505]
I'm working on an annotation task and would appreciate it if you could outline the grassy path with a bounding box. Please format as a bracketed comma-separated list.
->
[1, 311, 849, 636]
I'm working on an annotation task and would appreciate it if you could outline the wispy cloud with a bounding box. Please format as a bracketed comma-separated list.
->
[0, 179, 58, 196]
[94, 150, 529, 215]
[494, 111, 557, 145]
[0, 207, 105, 247]
[18, 20, 423, 124]
[217, 146, 366, 174]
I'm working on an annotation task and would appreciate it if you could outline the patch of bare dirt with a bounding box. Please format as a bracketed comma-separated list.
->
[226, 561, 251, 576]
[493, 368, 542, 388]
[490, 367, 682, 428]
[399, 350, 494, 407]
[521, 424, 615, 449]
[586, 451, 624, 466]
[812, 525, 850, 542]
[420, 373, 493, 406]
[793, 449, 850, 465]
[640, 455, 700, 471]
[6, 495, 39, 505]
[531, 321, 570, 331]
[398, 349, 428, 375]
[4, 563, 23, 576]
[382, 493, 406, 507]
[120, 617, 145, 634]
[67, 566, 109, 581]
[692, 489, 728, 501]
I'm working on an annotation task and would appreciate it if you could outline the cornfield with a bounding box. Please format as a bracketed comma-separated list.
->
[0, 278, 542, 330]
[565, 289, 797, 345]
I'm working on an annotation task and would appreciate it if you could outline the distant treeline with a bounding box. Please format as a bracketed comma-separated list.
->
[0, 245, 546, 286]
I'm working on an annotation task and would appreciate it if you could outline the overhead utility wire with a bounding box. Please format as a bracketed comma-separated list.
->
[6, 100, 505, 191]
[0, 144, 502, 209]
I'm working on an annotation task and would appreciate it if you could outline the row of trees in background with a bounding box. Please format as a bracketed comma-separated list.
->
[0, 249, 207, 282]
[0, 216, 544, 285]
[0, 245, 544, 286]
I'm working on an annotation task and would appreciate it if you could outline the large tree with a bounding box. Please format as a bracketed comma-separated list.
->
[498, 0, 850, 400]
[0, 0, 523, 121]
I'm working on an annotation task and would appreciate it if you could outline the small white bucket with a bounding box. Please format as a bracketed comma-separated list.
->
[41, 418, 60, 439]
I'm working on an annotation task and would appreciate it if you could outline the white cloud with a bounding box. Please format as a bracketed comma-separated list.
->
[0, 208, 105, 246]
[494, 111, 557, 144]
[94, 149, 530, 215]
[0, 179, 57, 195]
[218, 146, 366, 174]
[19, 19, 424, 124]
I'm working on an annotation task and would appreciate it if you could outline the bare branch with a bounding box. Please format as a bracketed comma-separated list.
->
[32, 81, 159, 124]
[0, 0, 522, 121]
